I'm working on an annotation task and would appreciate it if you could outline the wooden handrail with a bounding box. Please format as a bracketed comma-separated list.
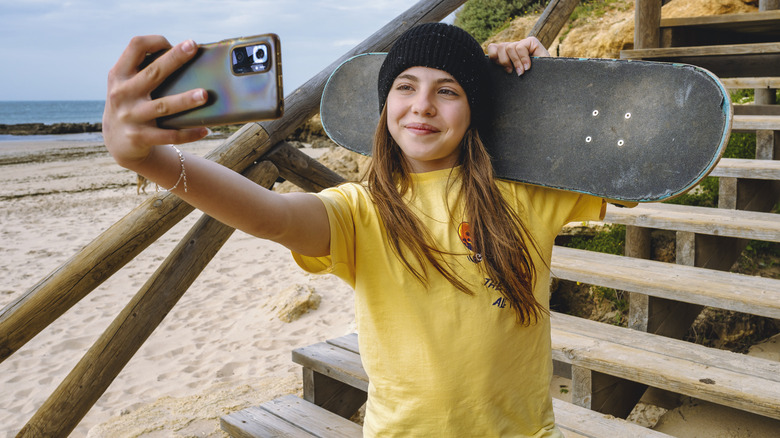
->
[0, 0, 466, 367]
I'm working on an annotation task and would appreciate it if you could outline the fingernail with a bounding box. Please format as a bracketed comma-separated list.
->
[194, 89, 207, 102]
[524, 62, 531, 71]
[182, 40, 196, 54]
[516, 67, 524, 76]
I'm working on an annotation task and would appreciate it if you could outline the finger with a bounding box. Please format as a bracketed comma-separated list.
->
[506, 43, 531, 75]
[526, 37, 551, 58]
[488, 43, 515, 74]
[113, 35, 172, 79]
[133, 39, 199, 91]
[162, 127, 211, 145]
[136, 88, 208, 123]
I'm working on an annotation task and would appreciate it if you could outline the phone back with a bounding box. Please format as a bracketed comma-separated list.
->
[153, 34, 283, 128]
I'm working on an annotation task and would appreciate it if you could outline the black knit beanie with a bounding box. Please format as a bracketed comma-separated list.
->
[377, 23, 489, 128]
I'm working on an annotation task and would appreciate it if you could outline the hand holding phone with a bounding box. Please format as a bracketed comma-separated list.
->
[149, 34, 283, 129]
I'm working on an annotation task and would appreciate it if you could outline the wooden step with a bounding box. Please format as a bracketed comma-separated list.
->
[604, 203, 780, 242]
[720, 77, 780, 89]
[661, 10, 780, 34]
[221, 394, 362, 438]
[551, 246, 780, 320]
[288, 315, 780, 425]
[551, 312, 780, 421]
[285, 336, 673, 437]
[733, 114, 780, 131]
[620, 42, 780, 78]
[221, 393, 672, 438]
[710, 157, 780, 179]
[733, 104, 780, 117]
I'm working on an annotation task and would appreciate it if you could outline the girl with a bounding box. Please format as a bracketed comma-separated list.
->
[104, 23, 605, 437]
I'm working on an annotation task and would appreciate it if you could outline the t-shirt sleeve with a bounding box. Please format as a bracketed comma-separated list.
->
[521, 184, 606, 239]
[291, 184, 359, 287]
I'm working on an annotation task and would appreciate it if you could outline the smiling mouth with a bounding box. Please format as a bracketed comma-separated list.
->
[404, 123, 440, 134]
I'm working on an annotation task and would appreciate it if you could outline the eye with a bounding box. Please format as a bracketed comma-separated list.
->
[394, 83, 414, 92]
[438, 87, 460, 97]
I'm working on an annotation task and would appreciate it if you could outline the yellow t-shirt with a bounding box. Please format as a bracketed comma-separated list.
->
[293, 168, 605, 437]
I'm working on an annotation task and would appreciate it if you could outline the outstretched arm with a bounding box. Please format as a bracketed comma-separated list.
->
[486, 37, 551, 75]
[103, 36, 330, 257]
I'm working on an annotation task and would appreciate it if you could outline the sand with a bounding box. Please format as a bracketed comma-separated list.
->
[0, 135, 355, 437]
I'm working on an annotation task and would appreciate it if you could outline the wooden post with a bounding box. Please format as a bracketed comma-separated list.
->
[0, 0, 467, 365]
[528, 0, 581, 50]
[760, 0, 780, 12]
[634, 0, 662, 49]
[18, 162, 279, 437]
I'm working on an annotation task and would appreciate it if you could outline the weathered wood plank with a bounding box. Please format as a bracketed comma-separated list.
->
[660, 10, 780, 34]
[326, 332, 360, 354]
[622, 42, 780, 58]
[259, 395, 362, 438]
[292, 342, 369, 392]
[553, 395, 671, 437]
[710, 157, 780, 179]
[550, 326, 780, 420]
[552, 312, 780, 382]
[721, 77, 780, 89]
[634, 0, 661, 49]
[733, 104, 780, 116]
[302, 368, 366, 418]
[221, 405, 316, 438]
[620, 43, 780, 77]
[604, 203, 780, 242]
[528, 0, 580, 49]
[551, 246, 780, 319]
[733, 114, 780, 131]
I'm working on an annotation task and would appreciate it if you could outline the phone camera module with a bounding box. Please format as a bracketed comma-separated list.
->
[232, 44, 270, 74]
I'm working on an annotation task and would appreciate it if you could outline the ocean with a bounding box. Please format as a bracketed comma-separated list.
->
[0, 100, 105, 142]
[0, 100, 104, 125]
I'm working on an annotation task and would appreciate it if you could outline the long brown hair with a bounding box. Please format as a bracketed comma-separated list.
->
[366, 105, 546, 325]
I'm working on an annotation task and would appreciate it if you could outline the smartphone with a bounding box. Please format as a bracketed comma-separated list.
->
[150, 34, 283, 129]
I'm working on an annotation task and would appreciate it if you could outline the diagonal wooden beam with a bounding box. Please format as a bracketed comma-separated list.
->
[528, 0, 580, 49]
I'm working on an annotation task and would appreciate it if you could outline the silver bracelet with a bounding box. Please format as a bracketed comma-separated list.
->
[156, 145, 187, 193]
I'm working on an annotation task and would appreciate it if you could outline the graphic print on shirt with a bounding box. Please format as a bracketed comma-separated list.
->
[457, 222, 483, 263]
[459, 222, 510, 310]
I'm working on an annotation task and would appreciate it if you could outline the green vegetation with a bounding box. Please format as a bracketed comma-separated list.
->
[569, 0, 628, 22]
[564, 224, 625, 255]
[454, 0, 544, 43]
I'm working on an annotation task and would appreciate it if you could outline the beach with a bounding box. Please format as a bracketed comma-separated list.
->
[0, 135, 356, 437]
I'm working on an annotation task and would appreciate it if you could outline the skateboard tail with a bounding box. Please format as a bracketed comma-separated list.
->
[653, 64, 732, 203]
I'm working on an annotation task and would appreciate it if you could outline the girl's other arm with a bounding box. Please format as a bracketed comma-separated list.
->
[486, 37, 551, 76]
[102, 36, 330, 257]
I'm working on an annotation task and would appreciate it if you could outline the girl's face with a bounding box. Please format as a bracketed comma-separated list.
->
[386, 66, 471, 173]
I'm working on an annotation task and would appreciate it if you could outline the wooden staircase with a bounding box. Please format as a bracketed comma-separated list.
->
[561, 0, 780, 425]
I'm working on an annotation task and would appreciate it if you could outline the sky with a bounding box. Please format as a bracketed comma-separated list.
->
[0, 0, 458, 101]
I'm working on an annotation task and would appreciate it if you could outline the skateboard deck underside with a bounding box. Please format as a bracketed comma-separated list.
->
[320, 54, 732, 202]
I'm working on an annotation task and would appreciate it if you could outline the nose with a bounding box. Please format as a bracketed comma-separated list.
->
[410, 89, 436, 117]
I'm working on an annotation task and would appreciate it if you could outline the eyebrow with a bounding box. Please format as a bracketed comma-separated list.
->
[396, 73, 458, 85]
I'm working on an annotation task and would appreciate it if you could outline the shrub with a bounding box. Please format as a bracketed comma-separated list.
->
[454, 0, 543, 43]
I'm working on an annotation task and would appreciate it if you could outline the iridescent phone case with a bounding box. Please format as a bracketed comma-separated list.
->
[152, 34, 283, 128]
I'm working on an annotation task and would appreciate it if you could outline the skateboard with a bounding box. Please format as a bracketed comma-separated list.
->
[319, 54, 732, 202]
